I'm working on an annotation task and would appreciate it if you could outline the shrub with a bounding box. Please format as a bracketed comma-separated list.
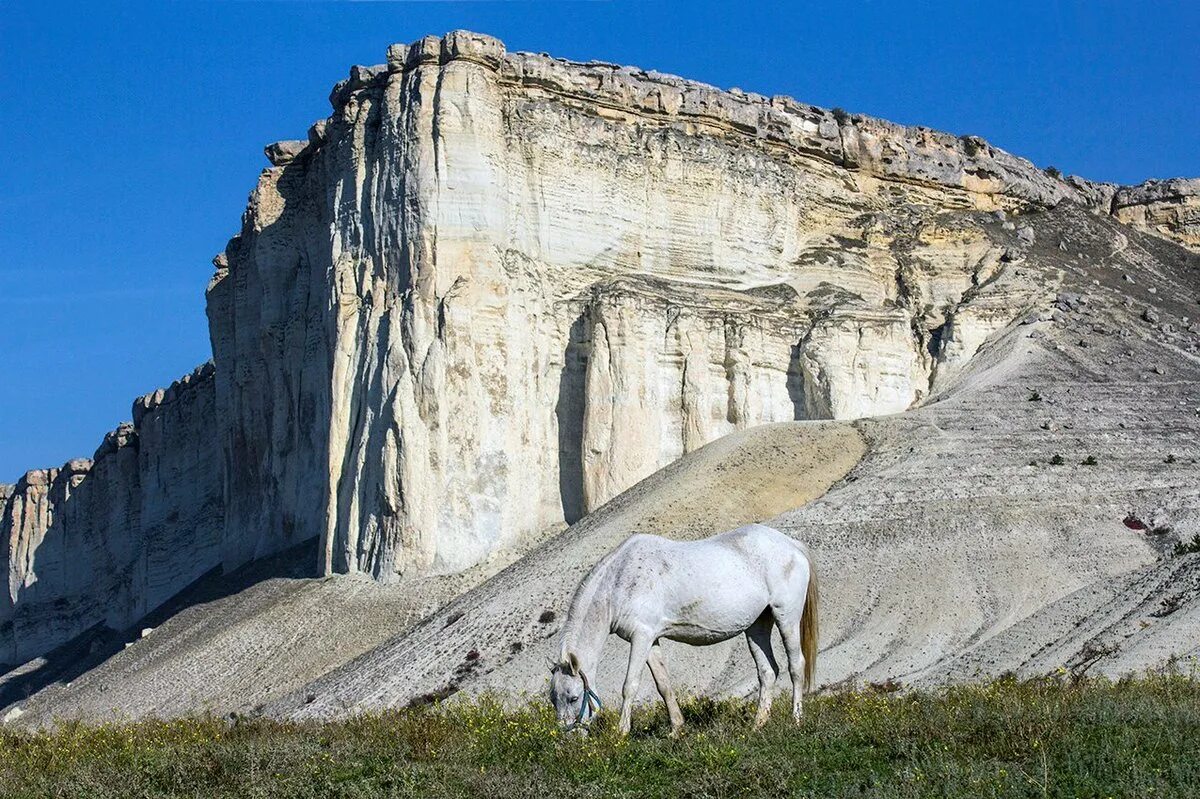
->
[1081, 455, 1098, 466]
[1049, 454, 1066, 466]
[1173, 535, 1200, 556]
[960, 135, 984, 157]
[1044, 165, 1063, 179]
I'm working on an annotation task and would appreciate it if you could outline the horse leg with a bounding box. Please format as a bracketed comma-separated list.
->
[774, 608, 805, 723]
[647, 642, 684, 737]
[619, 631, 653, 736]
[745, 611, 779, 729]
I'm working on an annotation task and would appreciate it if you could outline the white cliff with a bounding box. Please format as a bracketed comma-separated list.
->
[4, 30, 1194, 672]
[207, 31, 1064, 584]
[1, 364, 222, 665]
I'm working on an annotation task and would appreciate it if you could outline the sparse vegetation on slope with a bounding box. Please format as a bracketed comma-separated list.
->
[3, 676, 1198, 798]
[1174, 535, 1200, 557]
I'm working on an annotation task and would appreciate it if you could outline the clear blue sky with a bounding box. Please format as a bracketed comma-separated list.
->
[1, 2, 1197, 481]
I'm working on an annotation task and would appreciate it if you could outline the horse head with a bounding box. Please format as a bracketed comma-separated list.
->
[549, 651, 601, 730]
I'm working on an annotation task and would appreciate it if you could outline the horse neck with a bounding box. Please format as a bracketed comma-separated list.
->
[560, 564, 612, 675]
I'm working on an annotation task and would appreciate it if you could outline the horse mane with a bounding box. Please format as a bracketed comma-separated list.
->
[558, 548, 618, 662]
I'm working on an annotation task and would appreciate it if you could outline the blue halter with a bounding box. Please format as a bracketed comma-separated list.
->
[568, 686, 602, 730]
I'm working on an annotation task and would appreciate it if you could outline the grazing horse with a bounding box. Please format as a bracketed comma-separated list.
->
[549, 523, 819, 736]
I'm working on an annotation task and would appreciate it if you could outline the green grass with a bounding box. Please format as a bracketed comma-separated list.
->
[2, 676, 1199, 798]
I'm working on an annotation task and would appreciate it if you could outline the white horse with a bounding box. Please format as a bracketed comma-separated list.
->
[549, 523, 819, 736]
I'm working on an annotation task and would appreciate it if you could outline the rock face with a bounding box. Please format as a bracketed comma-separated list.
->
[3, 30, 1197, 674]
[1, 365, 222, 666]
[207, 30, 1069, 584]
[1112, 178, 1200, 252]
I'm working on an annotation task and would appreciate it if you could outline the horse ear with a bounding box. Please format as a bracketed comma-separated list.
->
[568, 651, 581, 676]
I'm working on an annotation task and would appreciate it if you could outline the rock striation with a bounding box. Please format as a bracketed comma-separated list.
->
[1, 364, 222, 666]
[207, 30, 1069, 584]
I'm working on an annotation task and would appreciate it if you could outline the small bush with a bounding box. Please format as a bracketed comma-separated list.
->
[1081, 455, 1098, 466]
[1174, 535, 1200, 556]
[831, 106, 850, 124]
[960, 135, 985, 157]
[1028, 390, 1043, 402]
[1049, 454, 1066, 466]
[1044, 165, 1063, 179]
[1166, 454, 1177, 464]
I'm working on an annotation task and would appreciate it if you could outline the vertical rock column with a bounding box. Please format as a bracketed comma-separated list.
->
[1, 366, 224, 666]
[1, 464, 89, 664]
[321, 32, 574, 578]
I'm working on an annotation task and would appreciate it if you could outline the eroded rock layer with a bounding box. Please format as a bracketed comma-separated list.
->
[209, 30, 1074, 583]
[0, 365, 222, 665]
[1112, 178, 1200, 252]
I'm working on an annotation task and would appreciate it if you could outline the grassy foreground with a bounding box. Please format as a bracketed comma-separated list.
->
[2, 676, 1198, 798]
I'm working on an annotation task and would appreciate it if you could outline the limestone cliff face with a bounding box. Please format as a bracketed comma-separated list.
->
[0, 365, 222, 665]
[1112, 179, 1200, 252]
[578, 279, 806, 511]
[206, 31, 1070, 583]
[5, 31, 1194, 668]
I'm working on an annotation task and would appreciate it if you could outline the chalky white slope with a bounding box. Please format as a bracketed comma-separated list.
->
[270, 205, 1199, 718]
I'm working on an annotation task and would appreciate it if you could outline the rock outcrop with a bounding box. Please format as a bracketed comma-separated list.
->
[1, 364, 222, 666]
[1112, 178, 1200, 252]
[4, 30, 1197, 677]
[207, 31, 1071, 584]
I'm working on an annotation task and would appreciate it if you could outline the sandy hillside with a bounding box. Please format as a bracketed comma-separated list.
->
[268, 204, 1199, 719]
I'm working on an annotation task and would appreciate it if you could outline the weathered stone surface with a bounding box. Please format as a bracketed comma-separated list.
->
[208, 31, 1067, 584]
[263, 140, 308, 166]
[578, 278, 806, 510]
[1, 364, 222, 665]
[1112, 178, 1200, 252]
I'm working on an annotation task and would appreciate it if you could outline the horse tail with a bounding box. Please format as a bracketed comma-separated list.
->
[800, 563, 819, 692]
